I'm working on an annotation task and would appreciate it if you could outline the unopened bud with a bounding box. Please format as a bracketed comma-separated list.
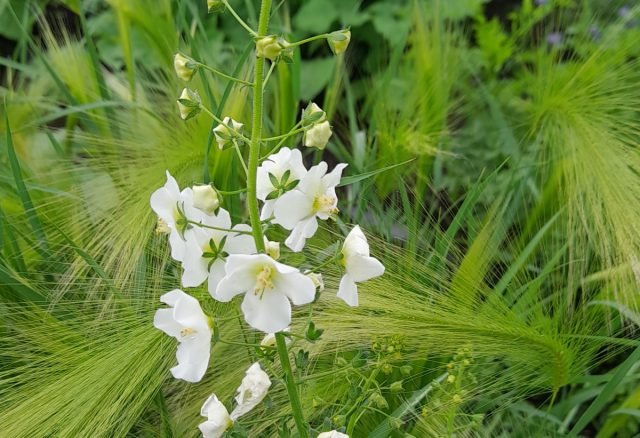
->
[213, 116, 244, 150]
[390, 381, 403, 393]
[177, 88, 201, 120]
[306, 272, 325, 291]
[301, 102, 326, 127]
[328, 29, 351, 55]
[264, 237, 281, 259]
[304, 120, 332, 149]
[256, 35, 289, 61]
[174, 53, 197, 82]
[207, 0, 225, 13]
[192, 184, 219, 214]
[447, 375, 456, 384]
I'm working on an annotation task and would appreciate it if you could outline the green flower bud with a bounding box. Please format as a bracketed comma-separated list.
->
[192, 184, 220, 214]
[177, 88, 201, 120]
[207, 0, 225, 13]
[328, 29, 351, 55]
[390, 380, 403, 393]
[174, 53, 198, 82]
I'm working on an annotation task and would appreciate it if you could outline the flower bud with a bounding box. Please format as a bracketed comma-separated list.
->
[304, 120, 332, 149]
[400, 365, 412, 376]
[390, 381, 403, 393]
[370, 391, 388, 409]
[264, 237, 281, 260]
[174, 53, 198, 82]
[207, 0, 225, 13]
[192, 184, 220, 214]
[452, 393, 463, 404]
[328, 29, 351, 55]
[213, 117, 244, 149]
[256, 36, 284, 61]
[306, 272, 324, 291]
[446, 375, 456, 384]
[301, 102, 327, 127]
[177, 88, 201, 120]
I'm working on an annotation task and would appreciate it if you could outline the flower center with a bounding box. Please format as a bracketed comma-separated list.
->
[254, 265, 275, 296]
[180, 327, 197, 338]
[313, 194, 338, 215]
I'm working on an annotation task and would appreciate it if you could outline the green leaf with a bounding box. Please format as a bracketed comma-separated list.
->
[268, 172, 280, 188]
[338, 158, 414, 187]
[567, 345, 640, 437]
[5, 112, 49, 255]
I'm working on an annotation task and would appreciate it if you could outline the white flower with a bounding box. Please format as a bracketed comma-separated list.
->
[215, 254, 316, 333]
[198, 395, 233, 438]
[337, 226, 385, 307]
[153, 289, 212, 382]
[256, 147, 307, 220]
[273, 162, 348, 252]
[150, 171, 205, 262]
[177, 88, 201, 120]
[192, 184, 220, 214]
[263, 237, 281, 260]
[328, 29, 351, 55]
[174, 53, 197, 82]
[182, 208, 256, 298]
[230, 363, 272, 419]
[260, 327, 290, 347]
[213, 117, 244, 150]
[304, 120, 332, 149]
[318, 431, 349, 438]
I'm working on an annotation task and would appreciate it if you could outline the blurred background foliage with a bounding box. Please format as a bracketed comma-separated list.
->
[1, 0, 640, 436]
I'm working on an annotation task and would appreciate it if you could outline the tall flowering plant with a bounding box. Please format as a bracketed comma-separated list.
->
[153, 1, 381, 436]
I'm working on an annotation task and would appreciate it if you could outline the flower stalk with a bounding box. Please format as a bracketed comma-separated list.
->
[276, 332, 309, 438]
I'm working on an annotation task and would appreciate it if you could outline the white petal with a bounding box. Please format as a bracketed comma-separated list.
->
[164, 170, 181, 197]
[322, 163, 348, 188]
[284, 216, 318, 252]
[275, 271, 316, 305]
[207, 260, 227, 298]
[224, 231, 257, 255]
[346, 255, 385, 282]
[150, 187, 177, 224]
[214, 269, 254, 302]
[153, 308, 182, 338]
[342, 225, 370, 257]
[288, 148, 307, 180]
[298, 162, 327, 194]
[168, 229, 187, 262]
[273, 190, 314, 230]
[171, 336, 210, 382]
[173, 292, 209, 331]
[159, 289, 186, 306]
[181, 232, 209, 288]
[224, 253, 269, 274]
[337, 274, 359, 307]
[241, 289, 291, 333]
[202, 207, 232, 231]
[198, 420, 228, 438]
[260, 199, 276, 221]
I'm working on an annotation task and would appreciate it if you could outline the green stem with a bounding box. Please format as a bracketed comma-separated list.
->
[288, 33, 330, 48]
[232, 140, 249, 175]
[246, 0, 272, 254]
[186, 220, 252, 235]
[262, 127, 305, 141]
[261, 120, 303, 159]
[217, 188, 247, 195]
[262, 60, 277, 91]
[276, 332, 309, 438]
[198, 63, 254, 86]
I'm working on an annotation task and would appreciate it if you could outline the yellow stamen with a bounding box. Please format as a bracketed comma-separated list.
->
[254, 265, 274, 295]
[155, 217, 171, 234]
[180, 327, 196, 338]
[313, 194, 338, 216]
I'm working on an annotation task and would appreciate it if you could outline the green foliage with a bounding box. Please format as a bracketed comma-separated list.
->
[1, 0, 639, 436]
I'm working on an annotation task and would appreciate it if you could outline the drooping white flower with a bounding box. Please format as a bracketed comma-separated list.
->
[318, 431, 349, 438]
[150, 171, 206, 262]
[256, 147, 307, 220]
[215, 254, 316, 333]
[337, 226, 385, 307]
[153, 289, 212, 382]
[304, 120, 332, 149]
[260, 327, 290, 347]
[213, 117, 244, 150]
[301, 102, 327, 127]
[174, 53, 197, 82]
[273, 162, 348, 252]
[198, 395, 233, 438]
[177, 88, 201, 120]
[182, 208, 256, 298]
[192, 184, 220, 214]
[230, 362, 272, 419]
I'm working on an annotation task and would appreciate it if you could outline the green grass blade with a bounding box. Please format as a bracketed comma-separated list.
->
[4, 111, 49, 255]
[338, 158, 415, 187]
[568, 345, 640, 436]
